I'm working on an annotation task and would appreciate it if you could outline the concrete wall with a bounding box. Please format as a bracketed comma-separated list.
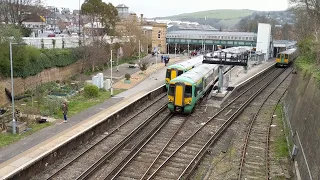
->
[284, 71, 320, 180]
[0, 63, 82, 106]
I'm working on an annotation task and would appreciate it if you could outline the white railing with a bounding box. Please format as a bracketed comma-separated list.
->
[22, 37, 86, 49]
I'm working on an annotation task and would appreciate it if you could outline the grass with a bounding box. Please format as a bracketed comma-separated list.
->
[164, 9, 255, 20]
[1, 88, 125, 148]
[53, 89, 125, 119]
[218, 18, 242, 28]
[0, 122, 52, 148]
[274, 103, 290, 159]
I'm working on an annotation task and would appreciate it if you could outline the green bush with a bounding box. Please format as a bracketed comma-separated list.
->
[84, 84, 99, 98]
[125, 73, 131, 80]
[0, 45, 83, 78]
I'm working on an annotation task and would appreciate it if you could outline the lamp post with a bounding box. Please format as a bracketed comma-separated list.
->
[9, 42, 19, 134]
[110, 50, 113, 96]
[187, 40, 190, 57]
[166, 43, 169, 55]
[138, 40, 141, 63]
[175, 43, 177, 60]
[78, 0, 81, 36]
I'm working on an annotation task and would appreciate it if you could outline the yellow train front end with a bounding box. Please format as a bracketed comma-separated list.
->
[168, 82, 194, 113]
[165, 68, 184, 89]
[276, 53, 289, 67]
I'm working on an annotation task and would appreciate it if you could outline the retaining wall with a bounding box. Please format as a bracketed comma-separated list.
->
[283, 71, 320, 180]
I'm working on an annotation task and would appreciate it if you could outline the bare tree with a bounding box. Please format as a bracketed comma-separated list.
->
[117, 19, 151, 58]
[0, 0, 44, 25]
[290, 0, 320, 41]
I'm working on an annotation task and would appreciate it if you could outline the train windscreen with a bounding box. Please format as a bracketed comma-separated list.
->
[168, 84, 175, 96]
[166, 69, 171, 79]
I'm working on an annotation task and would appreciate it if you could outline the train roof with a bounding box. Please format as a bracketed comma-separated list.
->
[170, 64, 217, 84]
[167, 55, 203, 70]
[279, 48, 297, 55]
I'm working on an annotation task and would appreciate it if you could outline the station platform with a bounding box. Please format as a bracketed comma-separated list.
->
[0, 55, 189, 179]
[0, 56, 276, 179]
[208, 59, 276, 107]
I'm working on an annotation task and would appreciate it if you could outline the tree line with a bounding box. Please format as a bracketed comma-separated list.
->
[0, 0, 151, 78]
[289, 0, 320, 65]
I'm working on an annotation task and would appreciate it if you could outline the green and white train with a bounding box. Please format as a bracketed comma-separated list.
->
[168, 64, 220, 113]
[165, 55, 203, 89]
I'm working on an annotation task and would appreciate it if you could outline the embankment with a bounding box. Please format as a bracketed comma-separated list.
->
[283, 70, 320, 180]
[0, 62, 82, 106]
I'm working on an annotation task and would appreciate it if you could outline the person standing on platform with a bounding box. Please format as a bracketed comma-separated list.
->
[62, 101, 68, 123]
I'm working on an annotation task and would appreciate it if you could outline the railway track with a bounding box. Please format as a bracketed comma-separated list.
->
[137, 67, 287, 179]
[43, 93, 168, 180]
[237, 67, 293, 180]
[100, 115, 188, 179]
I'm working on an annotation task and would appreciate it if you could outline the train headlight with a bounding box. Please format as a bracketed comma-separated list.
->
[188, 100, 192, 104]
[168, 98, 172, 102]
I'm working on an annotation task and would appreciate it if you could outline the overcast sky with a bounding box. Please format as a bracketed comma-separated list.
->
[45, 0, 289, 18]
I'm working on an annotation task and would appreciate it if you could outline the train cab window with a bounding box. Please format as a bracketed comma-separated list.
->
[168, 84, 175, 96]
[166, 69, 171, 79]
[178, 70, 183, 76]
[285, 54, 288, 59]
[277, 54, 281, 58]
[185, 85, 192, 97]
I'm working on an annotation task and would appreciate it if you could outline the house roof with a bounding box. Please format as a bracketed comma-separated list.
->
[116, 4, 128, 8]
[24, 14, 44, 22]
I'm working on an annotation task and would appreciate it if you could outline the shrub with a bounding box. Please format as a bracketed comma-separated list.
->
[125, 73, 131, 80]
[139, 61, 148, 71]
[84, 84, 99, 98]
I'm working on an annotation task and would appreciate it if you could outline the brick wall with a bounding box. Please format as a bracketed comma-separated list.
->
[0, 62, 82, 106]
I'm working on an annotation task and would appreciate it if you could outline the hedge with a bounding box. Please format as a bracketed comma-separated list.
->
[0, 43, 84, 78]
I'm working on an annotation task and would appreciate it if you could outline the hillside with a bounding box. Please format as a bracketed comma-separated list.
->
[162, 9, 255, 20]
[159, 9, 294, 29]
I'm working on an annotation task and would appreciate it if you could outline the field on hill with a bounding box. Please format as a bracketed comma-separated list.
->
[163, 9, 255, 20]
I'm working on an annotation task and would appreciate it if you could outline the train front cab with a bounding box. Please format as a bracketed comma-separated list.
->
[168, 82, 193, 113]
[276, 53, 289, 67]
[165, 68, 184, 88]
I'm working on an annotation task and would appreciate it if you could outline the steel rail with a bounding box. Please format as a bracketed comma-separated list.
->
[146, 68, 282, 179]
[75, 103, 168, 180]
[237, 68, 292, 180]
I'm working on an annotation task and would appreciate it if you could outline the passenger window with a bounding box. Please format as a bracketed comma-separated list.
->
[178, 70, 183, 76]
[168, 84, 175, 96]
[185, 85, 192, 97]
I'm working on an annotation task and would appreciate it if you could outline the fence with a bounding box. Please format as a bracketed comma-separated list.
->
[22, 37, 89, 49]
[22, 36, 130, 49]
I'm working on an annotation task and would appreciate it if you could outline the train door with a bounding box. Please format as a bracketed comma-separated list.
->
[280, 54, 285, 64]
[174, 82, 185, 107]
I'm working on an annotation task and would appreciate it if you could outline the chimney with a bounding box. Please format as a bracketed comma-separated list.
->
[140, 14, 144, 25]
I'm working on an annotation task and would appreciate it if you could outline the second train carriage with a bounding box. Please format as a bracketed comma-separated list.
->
[168, 64, 220, 114]
[275, 48, 298, 67]
[165, 55, 203, 88]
